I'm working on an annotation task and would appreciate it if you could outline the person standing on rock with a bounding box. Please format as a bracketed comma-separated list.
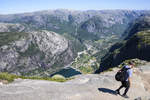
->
[115, 61, 134, 98]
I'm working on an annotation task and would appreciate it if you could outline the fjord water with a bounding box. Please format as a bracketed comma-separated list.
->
[51, 67, 81, 78]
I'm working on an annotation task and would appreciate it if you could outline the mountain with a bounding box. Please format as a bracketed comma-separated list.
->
[0, 10, 148, 45]
[0, 23, 77, 76]
[123, 13, 150, 39]
[0, 9, 150, 76]
[98, 14, 150, 72]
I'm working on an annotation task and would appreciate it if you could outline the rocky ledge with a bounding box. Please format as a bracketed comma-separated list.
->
[0, 63, 150, 100]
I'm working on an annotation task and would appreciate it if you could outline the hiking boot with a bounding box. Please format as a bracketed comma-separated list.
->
[122, 94, 129, 98]
[115, 90, 120, 95]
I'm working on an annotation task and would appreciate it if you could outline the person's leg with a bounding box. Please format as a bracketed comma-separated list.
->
[117, 85, 124, 91]
[124, 86, 130, 95]
[122, 81, 130, 98]
[115, 82, 124, 94]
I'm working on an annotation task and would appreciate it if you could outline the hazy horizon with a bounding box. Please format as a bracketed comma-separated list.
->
[1, 0, 150, 14]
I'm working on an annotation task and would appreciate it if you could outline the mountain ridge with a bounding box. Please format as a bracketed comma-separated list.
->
[98, 14, 150, 72]
[0, 9, 150, 76]
[0, 23, 76, 76]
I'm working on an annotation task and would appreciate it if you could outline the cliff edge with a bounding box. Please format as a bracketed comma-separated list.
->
[0, 63, 150, 100]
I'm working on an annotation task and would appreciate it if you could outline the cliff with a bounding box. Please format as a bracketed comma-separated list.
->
[0, 63, 150, 100]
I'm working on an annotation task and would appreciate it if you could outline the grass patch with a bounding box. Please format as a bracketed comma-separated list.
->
[51, 74, 66, 82]
[0, 72, 72, 84]
[0, 72, 17, 83]
[79, 66, 94, 74]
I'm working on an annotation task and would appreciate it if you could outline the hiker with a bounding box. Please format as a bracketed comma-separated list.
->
[115, 61, 134, 98]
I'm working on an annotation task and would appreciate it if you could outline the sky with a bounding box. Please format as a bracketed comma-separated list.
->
[0, 0, 150, 14]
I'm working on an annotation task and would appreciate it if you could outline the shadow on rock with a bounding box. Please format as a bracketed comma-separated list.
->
[98, 88, 117, 95]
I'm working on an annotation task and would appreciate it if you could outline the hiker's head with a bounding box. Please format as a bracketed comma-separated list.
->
[128, 61, 134, 68]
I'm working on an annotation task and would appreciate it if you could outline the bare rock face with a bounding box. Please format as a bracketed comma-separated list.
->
[0, 10, 148, 37]
[32, 30, 68, 55]
[0, 23, 27, 32]
[0, 63, 150, 100]
[0, 23, 74, 76]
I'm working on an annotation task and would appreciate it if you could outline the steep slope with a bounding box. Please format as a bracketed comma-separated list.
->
[0, 23, 28, 32]
[123, 14, 150, 39]
[0, 10, 147, 48]
[0, 10, 145, 39]
[0, 23, 76, 76]
[98, 15, 150, 72]
[0, 10, 149, 75]
[0, 63, 150, 100]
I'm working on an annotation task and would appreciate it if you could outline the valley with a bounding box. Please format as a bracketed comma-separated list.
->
[1, 0, 150, 100]
[0, 9, 150, 77]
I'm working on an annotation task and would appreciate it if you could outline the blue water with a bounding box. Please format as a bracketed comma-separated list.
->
[51, 67, 81, 78]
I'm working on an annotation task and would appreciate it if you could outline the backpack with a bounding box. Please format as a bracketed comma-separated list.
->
[115, 67, 130, 82]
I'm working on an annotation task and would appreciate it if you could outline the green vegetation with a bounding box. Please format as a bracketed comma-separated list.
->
[92, 35, 120, 63]
[79, 66, 94, 74]
[136, 30, 150, 48]
[72, 53, 99, 74]
[125, 15, 150, 39]
[0, 32, 28, 47]
[118, 58, 147, 68]
[77, 28, 99, 41]
[63, 32, 85, 53]
[113, 49, 120, 55]
[0, 11, 145, 76]
[0, 72, 16, 83]
[51, 74, 66, 82]
[102, 58, 146, 73]
[0, 72, 72, 84]
[100, 29, 150, 72]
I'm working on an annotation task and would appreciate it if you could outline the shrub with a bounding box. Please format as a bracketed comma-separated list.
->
[0, 73, 71, 83]
[51, 74, 66, 82]
[0, 72, 17, 83]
